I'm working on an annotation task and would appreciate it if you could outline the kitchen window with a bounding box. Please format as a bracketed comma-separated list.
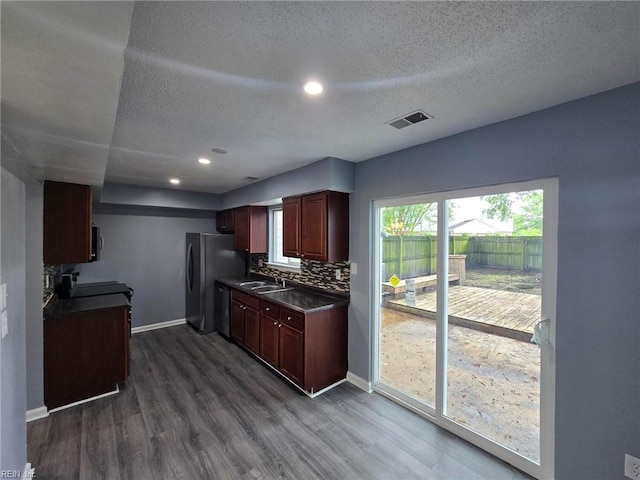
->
[268, 206, 301, 270]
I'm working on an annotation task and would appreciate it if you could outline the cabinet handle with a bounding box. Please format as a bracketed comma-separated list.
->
[265, 307, 270, 311]
[273, 321, 277, 326]
[287, 316, 292, 320]
[278, 323, 282, 328]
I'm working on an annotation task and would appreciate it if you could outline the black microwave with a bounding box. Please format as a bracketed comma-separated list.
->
[90, 225, 102, 262]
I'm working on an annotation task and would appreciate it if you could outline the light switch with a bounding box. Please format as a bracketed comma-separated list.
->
[350, 263, 357, 275]
[1, 310, 8, 338]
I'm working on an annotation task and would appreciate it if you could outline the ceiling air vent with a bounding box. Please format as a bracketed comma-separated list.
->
[387, 110, 433, 129]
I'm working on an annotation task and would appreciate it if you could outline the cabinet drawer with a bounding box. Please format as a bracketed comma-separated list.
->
[280, 309, 304, 331]
[260, 300, 279, 320]
[232, 290, 260, 310]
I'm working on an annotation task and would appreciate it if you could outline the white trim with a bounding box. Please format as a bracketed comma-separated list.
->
[48, 386, 119, 414]
[131, 318, 186, 334]
[264, 262, 301, 273]
[308, 379, 347, 398]
[346, 371, 373, 393]
[25, 406, 48, 423]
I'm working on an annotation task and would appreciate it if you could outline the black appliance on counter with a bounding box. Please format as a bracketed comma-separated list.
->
[56, 268, 133, 302]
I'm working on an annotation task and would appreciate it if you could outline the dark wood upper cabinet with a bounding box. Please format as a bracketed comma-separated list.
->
[43, 181, 92, 265]
[282, 196, 301, 257]
[216, 209, 235, 234]
[234, 206, 267, 253]
[283, 190, 349, 262]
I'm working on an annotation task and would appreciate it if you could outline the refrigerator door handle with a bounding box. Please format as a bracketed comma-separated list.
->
[186, 243, 194, 294]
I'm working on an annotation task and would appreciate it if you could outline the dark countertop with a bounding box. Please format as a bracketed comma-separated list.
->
[217, 278, 349, 313]
[44, 293, 130, 319]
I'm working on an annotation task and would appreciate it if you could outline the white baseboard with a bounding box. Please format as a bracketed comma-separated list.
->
[132, 318, 186, 334]
[48, 386, 119, 414]
[346, 371, 373, 393]
[26, 406, 48, 423]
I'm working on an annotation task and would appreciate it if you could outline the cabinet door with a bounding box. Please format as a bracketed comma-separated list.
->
[234, 207, 250, 251]
[230, 300, 245, 343]
[301, 192, 328, 261]
[279, 324, 304, 386]
[259, 315, 279, 367]
[244, 306, 260, 354]
[282, 197, 301, 257]
[225, 209, 235, 232]
[43, 181, 92, 264]
[217, 209, 236, 234]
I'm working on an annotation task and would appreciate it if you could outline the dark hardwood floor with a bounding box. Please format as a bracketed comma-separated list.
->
[28, 325, 531, 479]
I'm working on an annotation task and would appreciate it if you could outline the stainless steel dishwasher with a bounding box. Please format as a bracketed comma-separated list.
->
[214, 281, 232, 339]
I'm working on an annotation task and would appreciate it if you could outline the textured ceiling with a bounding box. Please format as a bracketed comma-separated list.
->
[2, 1, 639, 195]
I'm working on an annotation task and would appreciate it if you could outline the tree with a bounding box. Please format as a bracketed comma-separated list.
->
[382, 203, 436, 235]
[482, 190, 543, 236]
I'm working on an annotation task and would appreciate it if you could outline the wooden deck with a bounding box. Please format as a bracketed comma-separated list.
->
[386, 286, 540, 342]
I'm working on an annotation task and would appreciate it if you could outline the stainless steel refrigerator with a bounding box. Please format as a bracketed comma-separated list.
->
[185, 233, 246, 334]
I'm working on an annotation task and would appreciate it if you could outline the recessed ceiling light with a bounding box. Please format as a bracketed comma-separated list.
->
[198, 158, 211, 165]
[303, 81, 323, 96]
[169, 178, 181, 185]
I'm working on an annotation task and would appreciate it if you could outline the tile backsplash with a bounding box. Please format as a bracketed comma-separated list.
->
[43, 264, 59, 305]
[250, 254, 350, 293]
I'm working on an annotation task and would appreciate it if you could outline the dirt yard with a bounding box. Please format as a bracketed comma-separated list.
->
[380, 306, 541, 463]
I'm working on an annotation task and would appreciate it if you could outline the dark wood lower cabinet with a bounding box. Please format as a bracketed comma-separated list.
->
[278, 323, 304, 385]
[44, 305, 130, 409]
[234, 288, 348, 395]
[231, 291, 260, 354]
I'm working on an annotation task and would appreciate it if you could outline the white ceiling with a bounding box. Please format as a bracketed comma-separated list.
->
[2, 1, 639, 196]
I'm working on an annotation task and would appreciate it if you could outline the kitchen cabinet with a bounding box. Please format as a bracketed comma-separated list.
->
[282, 191, 349, 262]
[282, 197, 301, 257]
[234, 206, 267, 253]
[256, 296, 348, 394]
[43, 180, 93, 264]
[44, 295, 130, 409]
[216, 208, 235, 234]
[230, 290, 260, 354]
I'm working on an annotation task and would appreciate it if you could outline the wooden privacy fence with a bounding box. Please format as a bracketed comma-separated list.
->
[382, 235, 542, 280]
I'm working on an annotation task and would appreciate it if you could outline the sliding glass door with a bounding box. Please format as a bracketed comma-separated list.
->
[373, 179, 557, 479]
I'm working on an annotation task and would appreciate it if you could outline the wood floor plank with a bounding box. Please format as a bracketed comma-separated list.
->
[28, 325, 532, 480]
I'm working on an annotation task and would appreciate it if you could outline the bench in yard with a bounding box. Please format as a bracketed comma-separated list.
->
[382, 273, 460, 298]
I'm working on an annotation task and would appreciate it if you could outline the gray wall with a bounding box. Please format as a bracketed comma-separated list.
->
[75, 210, 218, 328]
[0, 168, 27, 472]
[350, 82, 640, 479]
[100, 182, 221, 211]
[222, 157, 355, 208]
[25, 180, 43, 411]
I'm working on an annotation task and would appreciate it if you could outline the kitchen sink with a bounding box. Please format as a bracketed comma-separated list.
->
[240, 281, 269, 287]
[251, 285, 294, 294]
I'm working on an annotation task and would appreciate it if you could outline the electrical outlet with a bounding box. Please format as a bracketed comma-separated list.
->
[625, 454, 640, 480]
[351, 262, 357, 275]
[335, 269, 341, 280]
[1, 310, 8, 338]
[0, 283, 6, 311]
